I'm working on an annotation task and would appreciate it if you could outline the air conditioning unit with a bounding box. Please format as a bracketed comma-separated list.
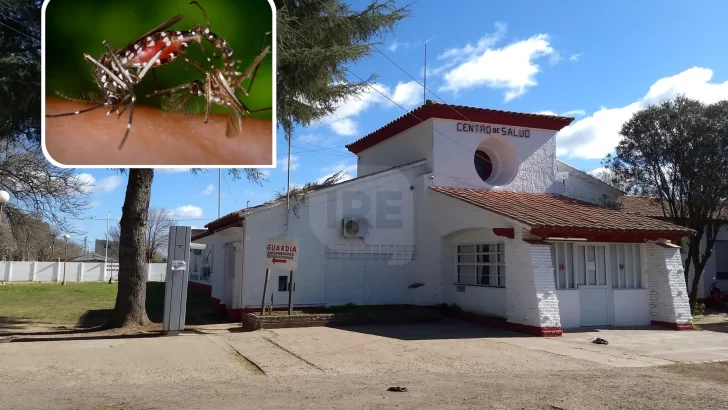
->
[342, 218, 368, 238]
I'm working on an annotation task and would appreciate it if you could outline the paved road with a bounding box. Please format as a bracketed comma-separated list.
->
[2, 322, 728, 409]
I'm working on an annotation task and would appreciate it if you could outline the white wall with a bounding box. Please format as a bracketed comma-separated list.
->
[0, 261, 167, 282]
[431, 119, 562, 193]
[356, 120, 433, 177]
[556, 290, 580, 328]
[557, 161, 621, 205]
[239, 164, 426, 309]
[191, 229, 240, 305]
[612, 289, 650, 326]
[699, 226, 728, 298]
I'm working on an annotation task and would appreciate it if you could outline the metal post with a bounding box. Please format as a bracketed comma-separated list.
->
[0, 204, 4, 228]
[287, 270, 294, 315]
[218, 169, 221, 219]
[106, 211, 112, 283]
[423, 41, 427, 104]
[286, 136, 291, 233]
[62, 238, 69, 285]
[261, 268, 271, 315]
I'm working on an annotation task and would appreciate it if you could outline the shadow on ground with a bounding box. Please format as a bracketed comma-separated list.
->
[0, 282, 233, 342]
[696, 322, 728, 334]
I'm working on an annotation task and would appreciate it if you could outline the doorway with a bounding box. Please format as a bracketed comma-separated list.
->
[575, 244, 609, 326]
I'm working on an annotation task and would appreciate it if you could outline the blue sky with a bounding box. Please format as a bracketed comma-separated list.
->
[68, 0, 728, 243]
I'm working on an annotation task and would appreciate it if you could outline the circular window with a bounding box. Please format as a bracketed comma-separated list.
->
[474, 150, 493, 181]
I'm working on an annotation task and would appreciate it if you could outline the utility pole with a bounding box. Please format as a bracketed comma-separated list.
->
[423, 41, 427, 104]
[218, 169, 221, 219]
[83, 236, 87, 254]
[286, 135, 291, 234]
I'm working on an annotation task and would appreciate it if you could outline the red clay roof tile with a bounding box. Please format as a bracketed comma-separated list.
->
[430, 187, 693, 235]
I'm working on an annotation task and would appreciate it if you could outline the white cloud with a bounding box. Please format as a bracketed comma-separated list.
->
[438, 24, 554, 101]
[561, 109, 586, 117]
[170, 205, 203, 219]
[330, 118, 358, 136]
[315, 81, 422, 136]
[156, 168, 190, 173]
[557, 67, 728, 160]
[88, 200, 102, 208]
[73, 173, 95, 194]
[200, 184, 214, 196]
[538, 109, 586, 117]
[94, 176, 122, 193]
[569, 53, 583, 62]
[388, 40, 399, 52]
[72, 174, 121, 194]
[317, 161, 356, 183]
[298, 133, 320, 144]
[277, 155, 300, 171]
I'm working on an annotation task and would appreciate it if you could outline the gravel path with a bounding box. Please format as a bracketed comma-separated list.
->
[2, 323, 728, 409]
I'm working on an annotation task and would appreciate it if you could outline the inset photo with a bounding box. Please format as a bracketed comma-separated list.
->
[42, 0, 275, 167]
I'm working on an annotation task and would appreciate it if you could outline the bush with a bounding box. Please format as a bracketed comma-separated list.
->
[691, 302, 705, 316]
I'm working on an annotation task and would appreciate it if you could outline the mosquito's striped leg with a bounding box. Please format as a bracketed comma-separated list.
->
[115, 92, 134, 119]
[84, 54, 128, 90]
[102, 40, 134, 84]
[248, 107, 272, 113]
[203, 72, 212, 124]
[146, 82, 196, 98]
[45, 102, 110, 117]
[235, 46, 271, 96]
[152, 68, 163, 93]
[180, 56, 208, 74]
[246, 31, 271, 94]
[137, 48, 165, 80]
[118, 94, 136, 150]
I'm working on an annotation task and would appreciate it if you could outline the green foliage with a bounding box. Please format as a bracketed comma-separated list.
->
[275, 0, 411, 139]
[604, 94, 728, 306]
[275, 170, 348, 217]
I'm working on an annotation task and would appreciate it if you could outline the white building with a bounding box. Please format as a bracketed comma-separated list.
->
[190, 100, 696, 335]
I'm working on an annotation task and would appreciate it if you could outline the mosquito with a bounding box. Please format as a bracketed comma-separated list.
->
[45, 12, 214, 149]
[147, 2, 272, 137]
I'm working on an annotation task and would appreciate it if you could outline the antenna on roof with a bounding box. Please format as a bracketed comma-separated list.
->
[423, 40, 427, 105]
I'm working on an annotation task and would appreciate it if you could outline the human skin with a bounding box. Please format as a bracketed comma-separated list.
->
[44, 97, 273, 166]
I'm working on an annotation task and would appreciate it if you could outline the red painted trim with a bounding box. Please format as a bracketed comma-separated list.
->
[192, 220, 244, 241]
[492, 228, 515, 239]
[449, 311, 562, 337]
[346, 103, 573, 154]
[523, 239, 550, 246]
[651, 320, 693, 331]
[530, 228, 687, 243]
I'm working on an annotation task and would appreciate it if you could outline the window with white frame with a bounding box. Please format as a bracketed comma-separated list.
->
[550, 242, 643, 289]
[455, 243, 505, 287]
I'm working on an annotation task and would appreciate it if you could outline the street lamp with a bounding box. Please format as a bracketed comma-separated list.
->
[106, 211, 112, 284]
[61, 234, 70, 285]
[0, 190, 9, 228]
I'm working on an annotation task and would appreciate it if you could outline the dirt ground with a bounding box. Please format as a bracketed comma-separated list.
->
[2, 322, 728, 409]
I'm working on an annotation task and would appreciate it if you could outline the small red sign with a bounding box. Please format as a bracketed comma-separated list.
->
[619, 264, 624, 270]
[559, 264, 564, 271]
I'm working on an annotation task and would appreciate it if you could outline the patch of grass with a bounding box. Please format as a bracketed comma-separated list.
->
[0, 281, 216, 328]
[0, 282, 117, 326]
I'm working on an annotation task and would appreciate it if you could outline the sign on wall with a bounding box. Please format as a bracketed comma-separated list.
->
[265, 237, 299, 271]
[455, 122, 531, 138]
[105, 263, 119, 272]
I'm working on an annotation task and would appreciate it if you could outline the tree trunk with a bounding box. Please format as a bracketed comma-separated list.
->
[106, 169, 154, 328]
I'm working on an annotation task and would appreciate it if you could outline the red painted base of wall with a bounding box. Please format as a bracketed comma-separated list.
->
[651, 320, 694, 331]
[451, 311, 563, 337]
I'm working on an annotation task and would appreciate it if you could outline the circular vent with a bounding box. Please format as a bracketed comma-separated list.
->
[345, 219, 360, 235]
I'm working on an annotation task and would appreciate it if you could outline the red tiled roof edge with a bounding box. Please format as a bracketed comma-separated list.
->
[346, 100, 574, 154]
[429, 187, 694, 237]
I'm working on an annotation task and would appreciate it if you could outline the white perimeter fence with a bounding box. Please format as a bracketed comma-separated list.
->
[0, 261, 168, 283]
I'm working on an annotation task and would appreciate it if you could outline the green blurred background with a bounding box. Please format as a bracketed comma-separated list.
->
[45, 0, 273, 120]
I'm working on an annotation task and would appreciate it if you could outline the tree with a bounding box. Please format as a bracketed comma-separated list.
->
[604, 95, 728, 308]
[107, 0, 411, 329]
[1, 1, 89, 234]
[275, 0, 411, 140]
[109, 207, 174, 262]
